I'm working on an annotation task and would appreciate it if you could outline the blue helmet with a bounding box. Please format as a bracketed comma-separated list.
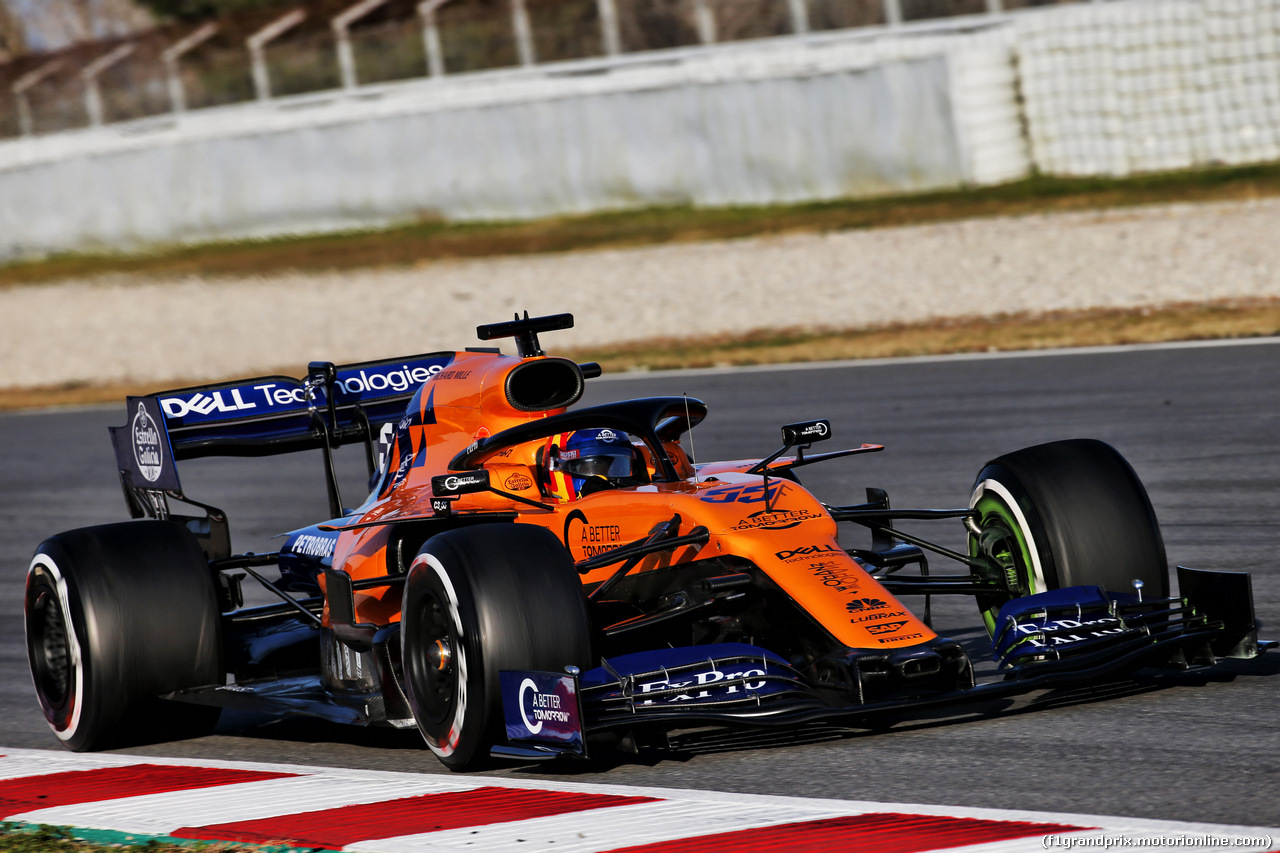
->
[546, 428, 638, 499]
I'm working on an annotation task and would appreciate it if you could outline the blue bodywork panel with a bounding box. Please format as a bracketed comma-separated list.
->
[278, 525, 345, 593]
[500, 670, 585, 753]
[143, 353, 454, 459]
[992, 585, 1142, 664]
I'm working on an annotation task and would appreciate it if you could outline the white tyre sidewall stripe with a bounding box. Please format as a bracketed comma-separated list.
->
[408, 551, 467, 759]
[971, 478, 1048, 595]
[26, 553, 85, 742]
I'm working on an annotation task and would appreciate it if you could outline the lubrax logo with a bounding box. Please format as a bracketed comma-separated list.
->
[851, 609, 907, 625]
[775, 544, 841, 561]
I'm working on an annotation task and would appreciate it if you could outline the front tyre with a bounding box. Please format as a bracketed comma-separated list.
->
[968, 439, 1168, 635]
[402, 525, 591, 771]
[25, 522, 223, 751]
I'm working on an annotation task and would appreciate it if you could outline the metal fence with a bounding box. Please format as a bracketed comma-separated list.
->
[0, 0, 1080, 138]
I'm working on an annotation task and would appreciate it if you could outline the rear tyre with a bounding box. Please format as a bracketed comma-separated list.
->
[402, 524, 591, 771]
[25, 521, 223, 751]
[968, 439, 1168, 635]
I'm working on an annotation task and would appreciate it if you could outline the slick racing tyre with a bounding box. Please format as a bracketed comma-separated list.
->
[25, 521, 224, 751]
[968, 439, 1168, 635]
[402, 524, 592, 771]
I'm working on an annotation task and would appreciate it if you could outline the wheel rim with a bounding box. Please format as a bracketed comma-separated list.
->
[411, 590, 459, 727]
[29, 586, 72, 712]
[970, 492, 1039, 635]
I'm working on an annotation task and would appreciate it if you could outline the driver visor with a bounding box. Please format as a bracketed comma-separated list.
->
[558, 449, 634, 479]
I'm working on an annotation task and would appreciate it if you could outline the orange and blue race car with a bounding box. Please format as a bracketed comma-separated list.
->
[25, 313, 1274, 769]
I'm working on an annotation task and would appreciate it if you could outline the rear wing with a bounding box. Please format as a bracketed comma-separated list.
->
[109, 353, 455, 538]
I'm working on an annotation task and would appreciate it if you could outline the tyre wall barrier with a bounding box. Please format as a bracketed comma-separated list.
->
[1018, 0, 1280, 176]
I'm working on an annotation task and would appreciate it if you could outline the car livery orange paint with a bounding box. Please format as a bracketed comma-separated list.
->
[328, 345, 932, 654]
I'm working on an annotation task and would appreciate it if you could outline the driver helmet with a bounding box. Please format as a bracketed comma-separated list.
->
[544, 428, 639, 501]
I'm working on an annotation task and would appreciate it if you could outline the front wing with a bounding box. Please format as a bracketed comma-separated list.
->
[495, 568, 1272, 761]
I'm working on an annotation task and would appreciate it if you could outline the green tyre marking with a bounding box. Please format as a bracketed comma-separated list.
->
[970, 491, 1039, 636]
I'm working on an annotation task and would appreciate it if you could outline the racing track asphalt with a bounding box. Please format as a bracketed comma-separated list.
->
[2, 339, 1278, 827]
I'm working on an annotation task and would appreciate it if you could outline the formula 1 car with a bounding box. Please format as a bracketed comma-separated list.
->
[25, 313, 1272, 769]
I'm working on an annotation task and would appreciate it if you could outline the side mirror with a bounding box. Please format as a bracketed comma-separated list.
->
[431, 469, 553, 514]
[747, 419, 833, 476]
[432, 470, 491, 496]
[782, 419, 831, 445]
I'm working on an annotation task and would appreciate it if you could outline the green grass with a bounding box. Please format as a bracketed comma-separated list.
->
[0, 822, 323, 852]
[3, 162, 1280, 287]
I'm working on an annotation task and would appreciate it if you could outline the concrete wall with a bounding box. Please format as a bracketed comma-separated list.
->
[2, 0, 1277, 261]
[0, 26, 1026, 261]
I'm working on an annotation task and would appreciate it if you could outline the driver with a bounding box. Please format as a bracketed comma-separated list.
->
[543, 428, 643, 500]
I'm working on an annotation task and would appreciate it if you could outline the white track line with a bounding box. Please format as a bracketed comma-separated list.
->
[595, 335, 1280, 381]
